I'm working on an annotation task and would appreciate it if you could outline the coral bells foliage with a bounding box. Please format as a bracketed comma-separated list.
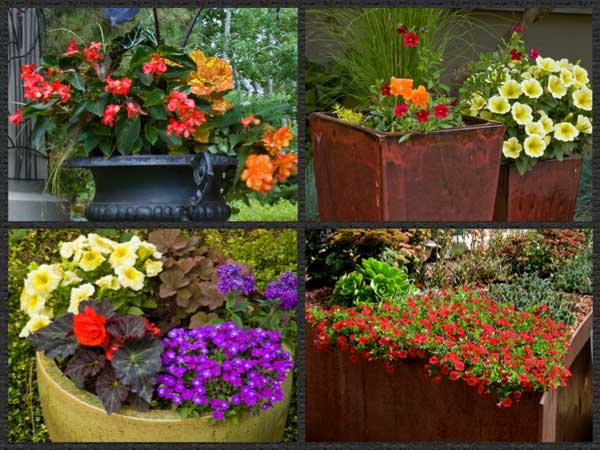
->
[306, 288, 573, 407]
[157, 323, 293, 422]
[10, 36, 297, 196]
[28, 299, 163, 414]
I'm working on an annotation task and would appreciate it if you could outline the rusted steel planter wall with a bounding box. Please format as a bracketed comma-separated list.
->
[310, 113, 505, 221]
[306, 312, 592, 442]
[493, 158, 582, 222]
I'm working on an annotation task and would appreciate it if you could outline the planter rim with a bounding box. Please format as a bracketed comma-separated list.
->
[64, 154, 237, 168]
[309, 111, 504, 139]
[36, 347, 292, 423]
[501, 155, 583, 168]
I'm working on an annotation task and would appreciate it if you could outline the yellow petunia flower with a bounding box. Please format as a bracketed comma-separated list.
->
[559, 68, 574, 87]
[144, 260, 164, 277]
[553, 122, 580, 142]
[96, 275, 121, 290]
[547, 75, 567, 99]
[109, 242, 138, 269]
[88, 233, 117, 254]
[573, 65, 589, 87]
[511, 102, 533, 125]
[572, 88, 592, 111]
[502, 137, 522, 159]
[536, 56, 559, 72]
[525, 121, 546, 137]
[499, 79, 522, 99]
[187, 50, 234, 97]
[487, 95, 510, 114]
[575, 114, 592, 134]
[19, 313, 51, 338]
[520, 78, 543, 99]
[116, 266, 146, 291]
[469, 94, 486, 111]
[523, 135, 547, 157]
[61, 270, 82, 287]
[20, 289, 46, 315]
[25, 264, 62, 295]
[79, 250, 105, 272]
[68, 283, 95, 314]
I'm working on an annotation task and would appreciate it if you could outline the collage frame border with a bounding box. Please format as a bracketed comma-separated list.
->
[0, 1, 597, 449]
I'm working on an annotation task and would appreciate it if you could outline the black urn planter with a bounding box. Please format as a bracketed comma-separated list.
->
[65, 153, 237, 222]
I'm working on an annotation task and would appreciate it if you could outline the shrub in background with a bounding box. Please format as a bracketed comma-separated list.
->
[553, 250, 592, 295]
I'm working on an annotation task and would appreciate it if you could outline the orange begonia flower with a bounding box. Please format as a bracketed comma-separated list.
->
[210, 96, 233, 115]
[390, 77, 413, 100]
[187, 50, 234, 97]
[241, 154, 275, 195]
[273, 152, 298, 181]
[241, 115, 261, 128]
[263, 126, 294, 155]
[410, 85, 429, 109]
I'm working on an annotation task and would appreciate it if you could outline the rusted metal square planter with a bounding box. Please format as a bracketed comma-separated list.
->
[493, 158, 583, 222]
[306, 312, 592, 442]
[310, 113, 505, 221]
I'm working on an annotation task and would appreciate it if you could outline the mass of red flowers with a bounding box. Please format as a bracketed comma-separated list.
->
[165, 91, 207, 138]
[20, 63, 72, 104]
[306, 287, 572, 408]
[143, 53, 168, 75]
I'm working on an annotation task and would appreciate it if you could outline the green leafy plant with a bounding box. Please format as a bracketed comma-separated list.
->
[332, 103, 363, 124]
[488, 273, 575, 326]
[331, 258, 416, 306]
[552, 250, 592, 295]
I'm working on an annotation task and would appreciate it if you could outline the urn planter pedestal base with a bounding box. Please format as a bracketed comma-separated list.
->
[65, 154, 236, 222]
[310, 113, 505, 221]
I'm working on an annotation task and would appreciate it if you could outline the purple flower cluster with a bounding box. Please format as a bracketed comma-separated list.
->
[264, 271, 298, 311]
[156, 322, 294, 422]
[216, 263, 256, 296]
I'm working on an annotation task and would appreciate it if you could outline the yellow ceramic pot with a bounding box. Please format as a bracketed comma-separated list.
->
[36, 352, 293, 442]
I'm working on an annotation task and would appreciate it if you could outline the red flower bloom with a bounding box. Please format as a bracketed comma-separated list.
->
[415, 109, 429, 123]
[105, 343, 122, 361]
[144, 319, 161, 336]
[449, 100, 458, 107]
[403, 32, 419, 47]
[73, 306, 108, 347]
[143, 53, 168, 75]
[433, 103, 448, 119]
[394, 104, 408, 118]
[63, 39, 79, 57]
[512, 25, 522, 33]
[104, 76, 132, 96]
[9, 109, 23, 125]
[102, 104, 121, 126]
[83, 41, 103, 63]
[498, 397, 513, 408]
[449, 371, 460, 381]
[241, 115, 261, 128]
[380, 83, 391, 96]
[166, 108, 207, 138]
[126, 101, 141, 118]
[167, 91, 195, 114]
[396, 25, 408, 35]
[509, 49, 522, 61]
[350, 354, 360, 364]
[529, 48, 540, 59]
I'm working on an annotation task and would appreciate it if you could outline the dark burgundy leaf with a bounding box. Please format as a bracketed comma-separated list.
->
[106, 315, 146, 339]
[27, 314, 78, 359]
[96, 367, 128, 415]
[64, 348, 106, 388]
[126, 392, 150, 412]
[78, 299, 116, 319]
[111, 336, 163, 403]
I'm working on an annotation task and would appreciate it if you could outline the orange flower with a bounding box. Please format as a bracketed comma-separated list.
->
[390, 77, 413, 100]
[241, 115, 261, 128]
[187, 50, 234, 96]
[241, 154, 275, 195]
[210, 96, 233, 115]
[409, 85, 429, 109]
[273, 152, 298, 181]
[263, 126, 294, 155]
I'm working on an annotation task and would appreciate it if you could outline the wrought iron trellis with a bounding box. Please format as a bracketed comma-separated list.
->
[8, 8, 47, 181]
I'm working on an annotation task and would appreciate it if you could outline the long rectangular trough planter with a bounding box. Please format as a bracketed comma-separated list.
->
[310, 112, 505, 221]
[306, 311, 592, 442]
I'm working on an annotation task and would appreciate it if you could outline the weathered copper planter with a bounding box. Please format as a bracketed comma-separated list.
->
[493, 158, 582, 222]
[306, 311, 592, 442]
[310, 113, 505, 221]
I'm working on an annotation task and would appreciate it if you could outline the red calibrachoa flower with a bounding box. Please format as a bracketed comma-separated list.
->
[403, 32, 419, 47]
[396, 25, 408, 35]
[306, 287, 573, 407]
[529, 48, 540, 59]
[415, 109, 429, 123]
[73, 306, 108, 347]
[433, 103, 448, 119]
[394, 104, 408, 118]
[380, 83, 391, 96]
[509, 48, 522, 61]
[512, 25, 523, 33]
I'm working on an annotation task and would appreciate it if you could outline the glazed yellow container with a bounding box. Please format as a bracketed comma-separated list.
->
[36, 352, 293, 442]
